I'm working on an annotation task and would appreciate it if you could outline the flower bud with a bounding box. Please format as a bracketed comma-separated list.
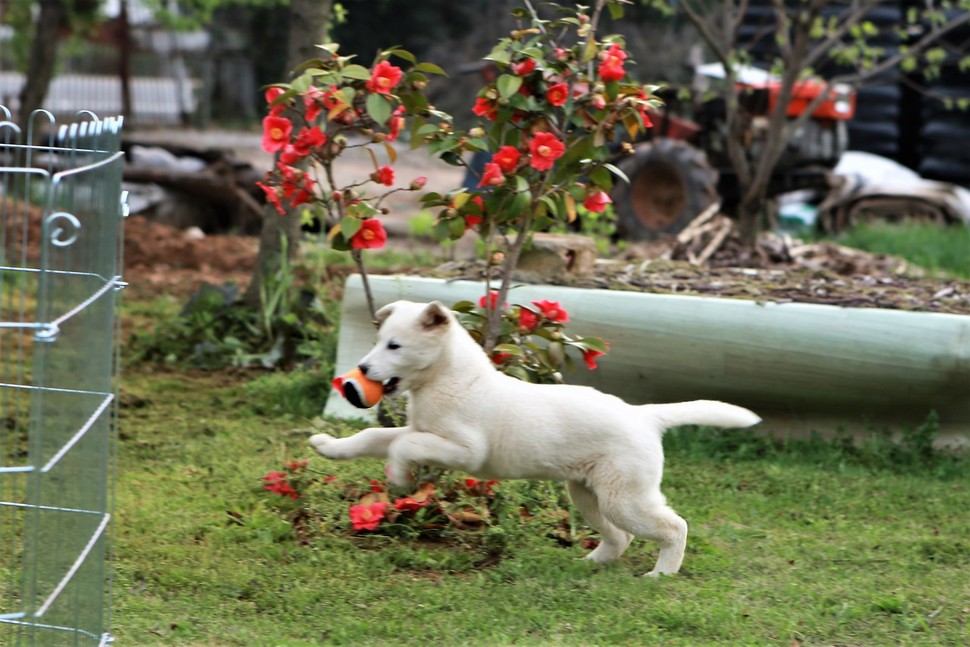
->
[468, 127, 486, 138]
[410, 176, 428, 190]
[372, 132, 387, 143]
[412, 80, 428, 90]
[380, 207, 390, 214]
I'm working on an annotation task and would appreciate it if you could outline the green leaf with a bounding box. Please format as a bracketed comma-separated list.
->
[366, 93, 392, 126]
[485, 42, 512, 65]
[494, 344, 524, 357]
[510, 189, 532, 215]
[414, 62, 448, 76]
[338, 216, 362, 239]
[448, 216, 467, 239]
[588, 165, 613, 190]
[607, 2, 624, 20]
[384, 48, 417, 65]
[539, 195, 559, 216]
[341, 64, 372, 81]
[433, 218, 454, 242]
[497, 74, 523, 99]
[603, 163, 630, 184]
[465, 137, 490, 152]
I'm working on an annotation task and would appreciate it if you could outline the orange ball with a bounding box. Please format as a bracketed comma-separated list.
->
[332, 367, 384, 409]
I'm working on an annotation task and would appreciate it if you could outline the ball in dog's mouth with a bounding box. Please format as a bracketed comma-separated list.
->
[383, 377, 401, 397]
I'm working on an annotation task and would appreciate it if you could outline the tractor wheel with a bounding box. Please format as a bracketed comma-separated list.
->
[612, 138, 719, 240]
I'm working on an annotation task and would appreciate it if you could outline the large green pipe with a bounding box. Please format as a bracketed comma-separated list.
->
[326, 274, 970, 447]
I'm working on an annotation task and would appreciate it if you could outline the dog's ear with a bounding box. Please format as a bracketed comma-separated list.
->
[420, 301, 450, 330]
[374, 302, 396, 327]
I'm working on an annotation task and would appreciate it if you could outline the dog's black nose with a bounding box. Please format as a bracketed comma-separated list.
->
[358, 364, 370, 377]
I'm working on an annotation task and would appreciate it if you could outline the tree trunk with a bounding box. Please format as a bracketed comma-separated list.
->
[18, 0, 69, 129]
[242, 0, 333, 307]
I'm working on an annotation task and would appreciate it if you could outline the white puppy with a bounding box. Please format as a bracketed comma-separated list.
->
[310, 300, 760, 576]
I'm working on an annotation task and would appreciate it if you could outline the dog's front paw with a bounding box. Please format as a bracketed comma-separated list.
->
[385, 462, 414, 490]
[309, 432, 340, 458]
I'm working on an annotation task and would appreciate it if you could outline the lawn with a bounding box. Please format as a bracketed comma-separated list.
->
[111, 368, 969, 646]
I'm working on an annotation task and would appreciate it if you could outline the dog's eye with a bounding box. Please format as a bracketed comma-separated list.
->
[387, 341, 401, 350]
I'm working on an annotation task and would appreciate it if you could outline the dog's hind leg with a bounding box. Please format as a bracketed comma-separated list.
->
[567, 481, 633, 564]
[599, 491, 688, 577]
[310, 426, 408, 460]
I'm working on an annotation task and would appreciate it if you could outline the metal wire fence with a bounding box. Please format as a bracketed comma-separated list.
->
[0, 108, 125, 645]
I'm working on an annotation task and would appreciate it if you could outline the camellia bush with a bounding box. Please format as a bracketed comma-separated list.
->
[253, 1, 648, 381]
[256, 43, 445, 316]
[416, 0, 661, 350]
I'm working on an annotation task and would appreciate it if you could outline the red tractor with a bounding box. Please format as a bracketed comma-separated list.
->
[611, 64, 857, 239]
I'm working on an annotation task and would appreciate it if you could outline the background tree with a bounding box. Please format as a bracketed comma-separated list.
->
[664, 0, 970, 248]
[242, 0, 334, 307]
[10, 0, 100, 128]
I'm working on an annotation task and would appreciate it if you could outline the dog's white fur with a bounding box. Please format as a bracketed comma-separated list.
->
[310, 300, 760, 576]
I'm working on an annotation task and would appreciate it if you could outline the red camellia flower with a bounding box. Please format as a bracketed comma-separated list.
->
[528, 132, 565, 171]
[262, 471, 298, 499]
[373, 165, 395, 186]
[512, 58, 536, 76]
[303, 85, 324, 122]
[582, 347, 607, 370]
[387, 105, 406, 142]
[460, 194, 485, 229]
[518, 306, 540, 332]
[635, 89, 655, 129]
[532, 299, 569, 323]
[492, 145, 520, 174]
[265, 87, 286, 116]
[366, 61, 403, 95]
[583, 189, 612, 213]
[545, 82, 569, 107]
[288, 177, 316, 209]
[257, 181, 285, 215]
[464, 478, 499, 495]
[281, 126, 327, 163]
[393, 497, 428, 513]
[490, 351, 511, 365]
[472, 97, 499, 121]
[261, 115, 293, 153]
[479, 290, 501, 310]
[478, 162, 505, 188]
[350, 218, 388, 250]
[349, 501, 389, 531]
[598, 44, 627, 83]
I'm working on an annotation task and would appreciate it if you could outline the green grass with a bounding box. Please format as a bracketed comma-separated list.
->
[823, 222, 970, 279]
[111, 369, 970, 646]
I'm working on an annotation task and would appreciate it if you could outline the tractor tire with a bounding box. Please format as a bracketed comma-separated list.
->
[612, 138, 719, 240]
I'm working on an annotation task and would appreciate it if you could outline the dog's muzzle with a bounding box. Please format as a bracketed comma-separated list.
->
[383, 377, 401, 397]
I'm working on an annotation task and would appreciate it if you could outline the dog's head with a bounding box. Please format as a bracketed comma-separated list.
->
[357, 300, 452, 396]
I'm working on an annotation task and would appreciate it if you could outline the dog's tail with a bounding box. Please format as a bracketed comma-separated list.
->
[646, 400, 761, 432]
